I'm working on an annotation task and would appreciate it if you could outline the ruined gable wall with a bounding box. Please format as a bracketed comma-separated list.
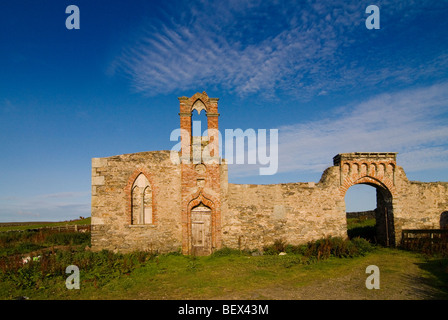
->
[91, 150, 182, 253]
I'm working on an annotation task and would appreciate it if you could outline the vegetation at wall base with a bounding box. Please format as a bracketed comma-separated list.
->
[0, 230, 90, 257]
[0, 219, 447, 300]
[261, 236, 375, 260]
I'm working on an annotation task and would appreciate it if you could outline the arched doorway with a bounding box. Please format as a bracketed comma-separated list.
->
[345, 184, 376, 242]
[190, 203, 212, 256]
[344, 181, 395, 246]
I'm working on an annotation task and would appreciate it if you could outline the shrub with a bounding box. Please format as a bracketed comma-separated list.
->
[348, 225, 376, 242]
[263, 239, 287, 255]
[284, 244, 306, 255]
[0, 247, 156, 290]
[263, 237, 374, 260]
[350, 237, 375, 256]
[305, 236, 375, 260]
[44, 232, 90, 246]
[211, 247, 243, 257]
[0, 230, 91, 257]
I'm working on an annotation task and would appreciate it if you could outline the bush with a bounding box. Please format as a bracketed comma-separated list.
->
[211, 247, 243, 257]
[350, 237, 375, 256]
[304, 236, 375, 260]
[0, 248, 156, 290]
[263, 239, 287, 255]
[263, 237, 374, 260]
[285, 244, 306, 255]
[44, 232, 90, 246]
[0, 230, 91, 257]
[348, 225, 376, 242]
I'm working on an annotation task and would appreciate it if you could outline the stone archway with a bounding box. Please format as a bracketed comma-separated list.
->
[335, 153, 398, 246]
[344, 179, 395, 246]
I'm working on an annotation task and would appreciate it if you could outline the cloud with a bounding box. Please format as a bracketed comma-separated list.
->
[114, 0, 359, 97]
[112, 0, 448, 99]
[0, 191, 90, 222]
[41, 192, 89, 199]
[16, 210, 40, 218]
[227, 82, 448, 177]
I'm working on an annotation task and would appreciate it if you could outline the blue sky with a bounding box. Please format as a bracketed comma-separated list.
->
[1, 0, 448, 221]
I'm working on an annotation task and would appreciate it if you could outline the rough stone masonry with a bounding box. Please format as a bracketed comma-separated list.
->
[91, 92, 448, 255]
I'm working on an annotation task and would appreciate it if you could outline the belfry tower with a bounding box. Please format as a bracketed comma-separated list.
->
[178, 92, 222, 255]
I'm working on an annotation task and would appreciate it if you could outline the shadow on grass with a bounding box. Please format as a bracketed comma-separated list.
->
[347, 225, 376, 243]
[414, 258, 448, 299]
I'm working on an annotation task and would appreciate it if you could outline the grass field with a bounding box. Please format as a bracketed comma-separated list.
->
[0, 217, 91, 232]
[0, 218, 447, 300]
[1, 246, 447, 300]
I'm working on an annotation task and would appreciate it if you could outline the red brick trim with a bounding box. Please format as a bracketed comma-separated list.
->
[124, 168, 158, 226]
[182, 190, 221, 255]
[339, 175, 395, 197]
[187, 191, 216, 212]
[338, 160, 396, 197]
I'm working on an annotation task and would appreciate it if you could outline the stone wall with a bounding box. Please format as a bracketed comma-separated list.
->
[393, 169, 448, 232]
[91, 150, 448, 254]
[346, 210, 376, 219]
[221, 166, 347, 250]
[91, 150, 182, 253]
[90, 92, 448, 254]
[221, 162, 448, 250]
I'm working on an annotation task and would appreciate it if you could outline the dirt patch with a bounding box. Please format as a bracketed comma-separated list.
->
[214, 251, 447, 300]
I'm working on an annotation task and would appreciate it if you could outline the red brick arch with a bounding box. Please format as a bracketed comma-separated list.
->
[182, 190, 220, 255]
[124, 168, 158, 225]
[340, 174, 395, 197]
[338, 159, 396, 197]
[187, 191, 216, 212]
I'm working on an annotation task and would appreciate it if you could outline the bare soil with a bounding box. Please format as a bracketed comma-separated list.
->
[213, 251, 448, 300]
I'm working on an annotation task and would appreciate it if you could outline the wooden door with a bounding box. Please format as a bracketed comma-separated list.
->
[190, 204, 212, 256]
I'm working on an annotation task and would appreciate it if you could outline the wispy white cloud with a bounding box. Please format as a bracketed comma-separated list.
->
[41, 192, 89, 199]
[114, 0, 357, 97]
[109, 0, 448, 181]
[227, 82, 448, 177]
[16, 210, 40, 218]
[0, 192, 90, 222]
[112, 0, 448, 98]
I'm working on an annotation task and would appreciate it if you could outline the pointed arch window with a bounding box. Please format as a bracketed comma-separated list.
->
[131, 173, 153, 225]
[191, 103, 208, 163]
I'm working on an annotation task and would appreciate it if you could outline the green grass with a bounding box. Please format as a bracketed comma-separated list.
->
[0, 230, 90, 257]
[1, 236, 447, 300]
[347, 217, 376, 230]
[0, 218, 91, 232]
[0, 218, 91, 257]
[0, 219, 447, 300]
[3, 247, 445, 300]
[347, 217, 376, 242]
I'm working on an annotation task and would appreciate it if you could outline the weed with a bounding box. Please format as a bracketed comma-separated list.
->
[211, 247, 243, 257]
[263, 236, 374, 260]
